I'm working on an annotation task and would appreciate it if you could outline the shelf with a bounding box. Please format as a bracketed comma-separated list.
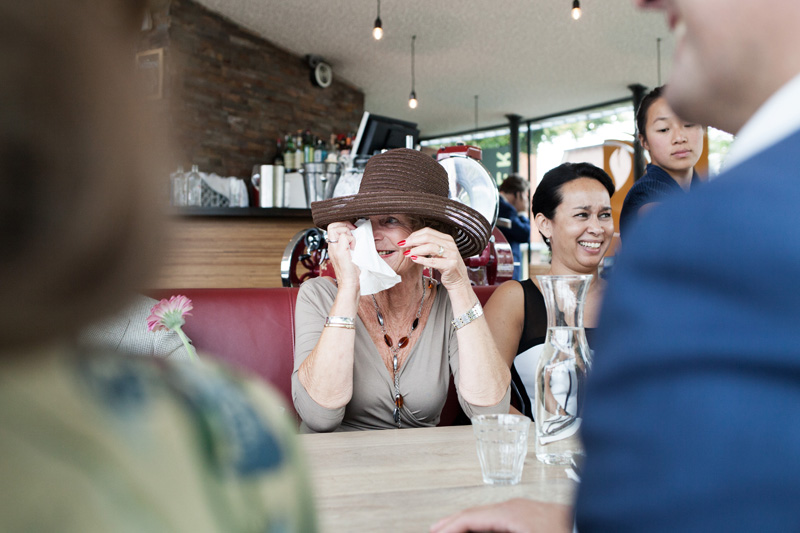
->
[172, 207, 312, 218]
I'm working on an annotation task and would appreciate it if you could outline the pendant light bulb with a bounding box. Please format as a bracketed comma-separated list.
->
[408, 91, 418, 109]
[373, 0, 383, 40]
[572, 0, 581, 20]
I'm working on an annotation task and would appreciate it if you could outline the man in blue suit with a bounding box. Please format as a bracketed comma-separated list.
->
[432, 0, 800, 531]
[576, 0, 800, 529]
[496, 174, 531, 280]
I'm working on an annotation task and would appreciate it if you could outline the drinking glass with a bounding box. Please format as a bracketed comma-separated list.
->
[472, 414, 530, 485]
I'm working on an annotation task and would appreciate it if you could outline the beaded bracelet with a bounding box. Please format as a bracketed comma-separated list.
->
[451, 301, 483, 330]
[324, 316, 355, 330]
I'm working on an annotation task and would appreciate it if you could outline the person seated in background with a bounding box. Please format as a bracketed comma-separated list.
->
[619, 85, 704, 236]
[293, 148, 511, 432]
[79, 294, 193, 360]
[0, 2, 314, 531]
[496, 174, 531, 281]
[484, 163, 615, 418]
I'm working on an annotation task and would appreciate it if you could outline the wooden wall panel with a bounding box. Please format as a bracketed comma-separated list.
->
[153, 217, 314, 288]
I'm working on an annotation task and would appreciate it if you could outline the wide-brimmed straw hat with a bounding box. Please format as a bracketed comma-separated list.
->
[311, 148, 491, 258]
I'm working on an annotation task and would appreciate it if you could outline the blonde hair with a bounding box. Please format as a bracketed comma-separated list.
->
[0, 1, 170, 350]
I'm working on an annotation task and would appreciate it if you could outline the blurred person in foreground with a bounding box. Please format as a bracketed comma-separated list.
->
[432, 0, 800, 530]
[485, 163, 615, 418]
[294, 148, 511, 432]
[496, 174, 531, 281]
[619, 84, 705, 236]
[0, 2, 314, 531]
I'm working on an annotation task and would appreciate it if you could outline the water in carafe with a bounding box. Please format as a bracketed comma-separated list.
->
[534, 275, 592, 465]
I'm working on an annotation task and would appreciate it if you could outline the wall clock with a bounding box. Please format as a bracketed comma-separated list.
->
[311, 61, 333, 88]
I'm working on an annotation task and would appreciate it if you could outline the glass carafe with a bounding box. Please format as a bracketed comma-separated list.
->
[534, 275, 592, 465]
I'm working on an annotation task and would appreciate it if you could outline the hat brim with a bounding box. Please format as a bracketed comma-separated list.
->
[311, 191, 491, 258]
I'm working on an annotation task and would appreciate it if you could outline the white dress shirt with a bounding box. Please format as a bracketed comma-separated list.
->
[723, 72, 800, 171]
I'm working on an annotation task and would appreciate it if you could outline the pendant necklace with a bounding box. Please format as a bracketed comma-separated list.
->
[371, 274, 431, 428]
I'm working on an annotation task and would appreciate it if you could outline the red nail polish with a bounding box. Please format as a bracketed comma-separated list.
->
[397, 240, 406, 246]
[403, 250, 410, 256]
[410, 255, 418, 260]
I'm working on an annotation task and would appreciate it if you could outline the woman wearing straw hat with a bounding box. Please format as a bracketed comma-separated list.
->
[292, 148, 511, 431]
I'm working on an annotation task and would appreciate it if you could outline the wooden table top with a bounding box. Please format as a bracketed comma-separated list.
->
[300, 425, 578, 533]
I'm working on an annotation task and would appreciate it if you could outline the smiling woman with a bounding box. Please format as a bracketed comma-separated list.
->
[292, 148, 511, 432]
[484, 162, 615, 418]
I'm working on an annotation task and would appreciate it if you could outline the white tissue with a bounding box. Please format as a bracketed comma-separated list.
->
[351, 219, 401, 296]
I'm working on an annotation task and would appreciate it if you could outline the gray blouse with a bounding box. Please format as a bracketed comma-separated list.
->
[292, 277, 510, 432]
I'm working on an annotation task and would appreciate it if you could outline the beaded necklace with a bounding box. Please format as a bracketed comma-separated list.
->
[371, 275, 429, 428]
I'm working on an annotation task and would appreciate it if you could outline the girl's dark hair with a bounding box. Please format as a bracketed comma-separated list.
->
[636, 85, 665, 142]
[531, 163, 615, 248]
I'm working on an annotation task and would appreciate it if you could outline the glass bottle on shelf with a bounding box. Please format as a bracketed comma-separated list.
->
[314, 138, 325, 162]
[284, 135, 296, 171]
[186, 164, 202, 207]
[342, 133, 353, 156]
[534, 274, 592, 465]
[170, 165, 186, 206]
[327, 134, 338, 162]
[293, 133, 303, 171]
[274, 138, 284, 167]
[303, 129, 314, 164]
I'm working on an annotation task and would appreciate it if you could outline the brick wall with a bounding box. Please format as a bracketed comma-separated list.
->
[139, 0, 364, 179]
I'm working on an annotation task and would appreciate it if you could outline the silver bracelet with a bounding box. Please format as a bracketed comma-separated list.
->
[451, 301, 483, 330]
[325, 316, 355, 329]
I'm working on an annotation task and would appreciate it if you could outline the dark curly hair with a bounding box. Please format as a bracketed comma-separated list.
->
[531, 162, 615, 249]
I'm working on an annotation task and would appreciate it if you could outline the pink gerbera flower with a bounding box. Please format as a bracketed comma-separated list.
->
[147, 295, 198, 361]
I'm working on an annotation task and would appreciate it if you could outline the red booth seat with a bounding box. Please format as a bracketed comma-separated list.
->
[150, 285, 500, 425]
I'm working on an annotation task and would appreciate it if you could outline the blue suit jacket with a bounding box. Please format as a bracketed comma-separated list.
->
[497, 195, 530, 281]
[576, 129, 800, 531]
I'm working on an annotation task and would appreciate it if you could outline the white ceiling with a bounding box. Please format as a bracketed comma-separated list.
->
[194, 0, 674, 138]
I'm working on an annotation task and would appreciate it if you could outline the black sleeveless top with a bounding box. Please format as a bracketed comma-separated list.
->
[510, 280, 546, 418]
[516, 279, 548, 354]
[512, 279, 595, 419]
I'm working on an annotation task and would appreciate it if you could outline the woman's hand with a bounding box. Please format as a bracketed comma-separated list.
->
[430, 498, 572, 533]
[401, 226, 511, 408]
[400, 228, 469, 292]
[325, 221, 360, 291]
[296, 222, 362, 415]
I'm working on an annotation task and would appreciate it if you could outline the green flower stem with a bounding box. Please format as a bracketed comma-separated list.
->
[174, 325, 198, 362]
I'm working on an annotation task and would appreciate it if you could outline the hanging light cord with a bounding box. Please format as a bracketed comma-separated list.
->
[411, 35, 416, 92]
[657, 37, 662, 86]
